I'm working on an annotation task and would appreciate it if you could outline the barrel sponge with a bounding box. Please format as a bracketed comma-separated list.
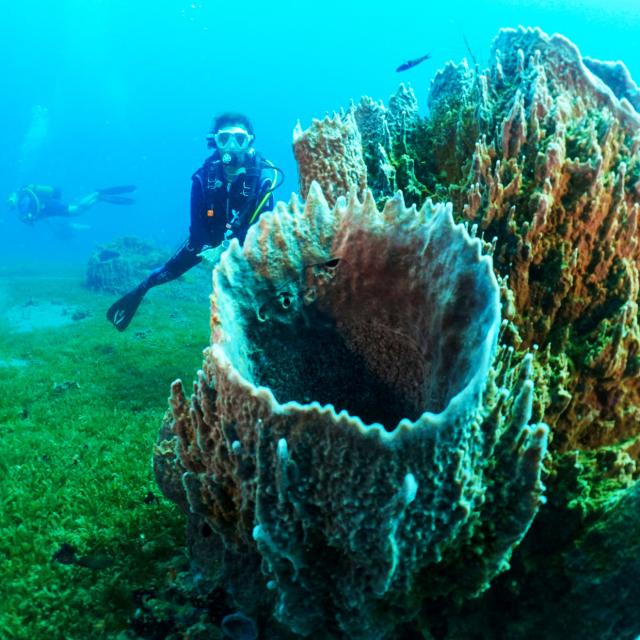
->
[156, 183, 548, 638]
[293, 112, 367, 205]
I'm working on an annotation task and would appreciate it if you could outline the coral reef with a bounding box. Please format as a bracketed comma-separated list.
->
[287, 25, 640, 640]
[155, 25, 640, 640]
[86, 236, 166, 294]
[293, 85, 422, 206]
[155, 185, 548, 638]
[427, 29, 640, 454]
[295, 27, 640, 457]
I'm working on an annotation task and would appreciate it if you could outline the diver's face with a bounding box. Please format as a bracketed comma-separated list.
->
[213, 123, 253, 163]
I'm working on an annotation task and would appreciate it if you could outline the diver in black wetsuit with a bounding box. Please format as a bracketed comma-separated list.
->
[107, 112, 282, 332]
[7, 184, 136, 225]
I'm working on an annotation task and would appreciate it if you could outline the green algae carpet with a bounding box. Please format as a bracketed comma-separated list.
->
[0, 261, 212, 639]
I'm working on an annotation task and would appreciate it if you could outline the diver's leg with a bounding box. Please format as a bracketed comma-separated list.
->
[107, 240, 202, 331]
[141, 240, 203, 290]
[68, 192, 99, 216]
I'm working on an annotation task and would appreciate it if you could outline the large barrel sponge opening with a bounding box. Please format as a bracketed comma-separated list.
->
[213, 187, 499, 431]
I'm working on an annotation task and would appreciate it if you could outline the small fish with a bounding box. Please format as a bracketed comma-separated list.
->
[53, 380, 80, 394]
[52, 542, 114, 571]
[396, 53, 431, 72]
[53, 542, 77, 565]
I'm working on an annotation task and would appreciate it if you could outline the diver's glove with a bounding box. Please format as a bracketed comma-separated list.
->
[198, 244, 226, 265]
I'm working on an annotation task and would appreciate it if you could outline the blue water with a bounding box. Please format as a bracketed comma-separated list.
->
[1, 0, 639, 263]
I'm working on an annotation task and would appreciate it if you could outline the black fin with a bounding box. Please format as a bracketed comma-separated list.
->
[96, 185, 137, 195]
[106, 288, 145, 332]
[98, 194, 135, 205]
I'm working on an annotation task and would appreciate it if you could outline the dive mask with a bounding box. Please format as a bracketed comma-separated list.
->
[210, 127, 253, 150]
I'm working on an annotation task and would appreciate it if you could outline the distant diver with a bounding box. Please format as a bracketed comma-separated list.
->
[7, 184, 136, 225]
[106, 112, 283, 332]
[396, 53, 431, 72]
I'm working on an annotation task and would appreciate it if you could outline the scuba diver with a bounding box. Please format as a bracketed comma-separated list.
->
[106, 112, 282, 332]
[7, 184, 136, 225]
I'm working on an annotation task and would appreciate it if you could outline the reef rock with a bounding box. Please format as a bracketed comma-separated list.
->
[86, 236, 166, 294]
[155, 184, 548, 639]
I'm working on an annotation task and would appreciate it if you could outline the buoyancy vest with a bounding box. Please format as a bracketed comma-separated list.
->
[201, 151, 271, 230]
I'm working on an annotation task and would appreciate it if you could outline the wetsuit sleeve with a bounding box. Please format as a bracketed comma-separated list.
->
[189, 174, 210, 250]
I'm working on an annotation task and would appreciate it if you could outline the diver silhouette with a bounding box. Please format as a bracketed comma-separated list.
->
[7, 184, 136, 225]
[106, 112, 282, 332]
